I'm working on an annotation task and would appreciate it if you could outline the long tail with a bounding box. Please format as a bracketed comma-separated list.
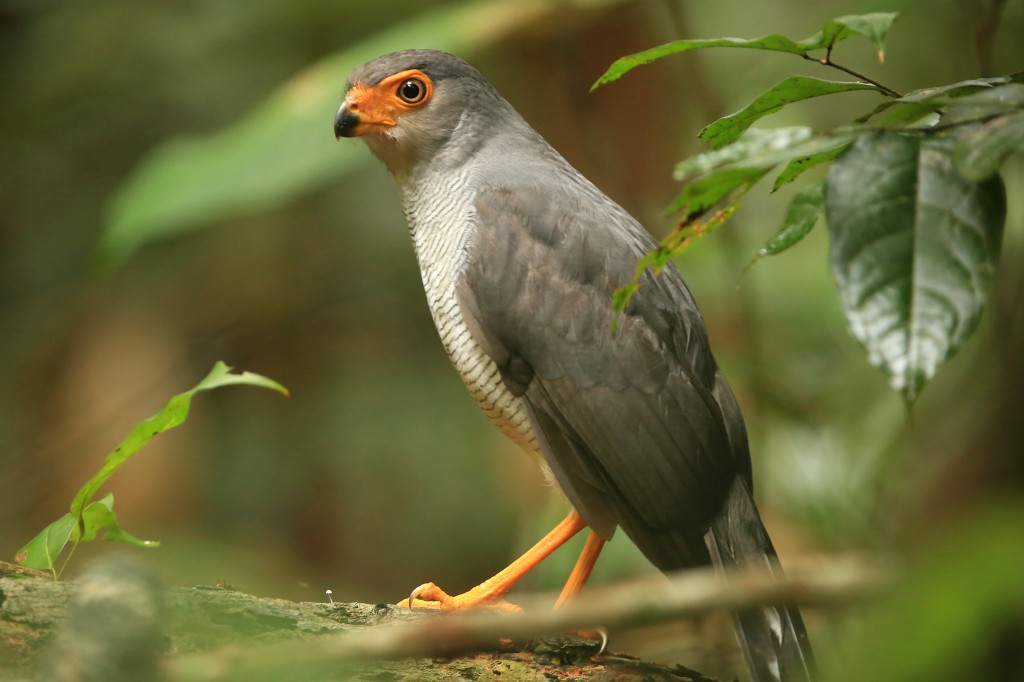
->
[706, 478, 815, 682]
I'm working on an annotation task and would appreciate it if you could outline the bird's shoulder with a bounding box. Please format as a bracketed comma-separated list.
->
[459, 166, 717, 395]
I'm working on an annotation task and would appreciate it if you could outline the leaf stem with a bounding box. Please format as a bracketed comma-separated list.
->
[56, 539, 79, 581]
[803, 52, 903, 98]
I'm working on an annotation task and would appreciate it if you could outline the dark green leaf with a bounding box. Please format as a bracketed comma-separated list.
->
[826, 131, 1005, 403]
[593, 34, 806, 90]
[755, 182, 824, 260]
[15, 514, 76, 573]
[953, 110, 1024, 181]
[700, 78, 878, 149]
[772, 143, 850, 191]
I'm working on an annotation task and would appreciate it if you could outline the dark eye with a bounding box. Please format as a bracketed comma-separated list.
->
[397, 78, 426, 104]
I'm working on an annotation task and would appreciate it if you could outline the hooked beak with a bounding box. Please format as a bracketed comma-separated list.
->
[334, 84, 398, 139]
[334, 102, 361, 139]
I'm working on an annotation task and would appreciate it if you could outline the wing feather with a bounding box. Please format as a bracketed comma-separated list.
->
[457, 176, 748, 570]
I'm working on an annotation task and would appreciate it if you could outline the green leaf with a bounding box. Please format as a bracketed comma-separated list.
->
[74, 493, 158, 547]
[192, 362, 290, 394]
[69, 362, 288, 520]
[613, 196, 742, 319]
[666, 166, 769, 217]
[677, 127, 814, 179]
[875, 103, 941, 129]
[701, 77, 879, 149]
[953, 110, 1024, 181]
[670, 128, 858, 217]
[826, 131, 1005, 403]
[937, 82, 1024, 125]
[857, 76, 1024, 125]
[949, 81, 1024, 107]
[593, 34, 807, 89]
[754, 182, 824, 261]
[803, 13, 898, 59]
[102, 0, 634, 262]
[15, 514, 76, 573]
[676, 127, 861, 182]
[594, 12, 899, 88]
[772, 143, 850, 191]
[896, 79, 1006, 103]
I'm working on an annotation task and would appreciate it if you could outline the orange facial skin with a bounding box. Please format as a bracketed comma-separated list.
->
[340, 69, 433, 137]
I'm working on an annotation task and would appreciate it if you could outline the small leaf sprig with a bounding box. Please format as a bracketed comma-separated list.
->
[15, 362, 288, 578]
[596, 12, 1024, 402]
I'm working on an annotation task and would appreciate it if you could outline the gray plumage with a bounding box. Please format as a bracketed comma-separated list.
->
[338, 49, 813, 682]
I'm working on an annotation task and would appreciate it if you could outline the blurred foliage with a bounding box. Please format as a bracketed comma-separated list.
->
[830, 499, 1024, 682]
[1, 0, 1023, 679]
[100, 0, 632, 263]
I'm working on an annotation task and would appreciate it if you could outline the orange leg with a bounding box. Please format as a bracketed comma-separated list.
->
[556, 530, 609, 649]
[554, 529, 606, 608]
[398, 510, 588, 611]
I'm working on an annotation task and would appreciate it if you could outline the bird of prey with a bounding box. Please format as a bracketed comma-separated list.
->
[335, 49, 813, 682]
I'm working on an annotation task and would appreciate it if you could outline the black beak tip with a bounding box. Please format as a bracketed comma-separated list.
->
[334, 105, 360, 139]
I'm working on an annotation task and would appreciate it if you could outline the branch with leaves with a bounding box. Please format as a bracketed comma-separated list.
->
[596, 11, 1021, 404]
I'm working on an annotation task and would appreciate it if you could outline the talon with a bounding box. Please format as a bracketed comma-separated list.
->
[395, 582, 450, 610]
[394, 581, 523, 612]
[570, 627, 609, 653]
[409, 582, 428, 605]
[596, 627, 608, 655]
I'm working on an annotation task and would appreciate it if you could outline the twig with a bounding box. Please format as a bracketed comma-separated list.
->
[167, 555, 892, 681]
[802, 51, 903, 98]
[0, 558, 51, 579]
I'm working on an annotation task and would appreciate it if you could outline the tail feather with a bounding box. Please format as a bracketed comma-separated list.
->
[706, 478, 814, 682]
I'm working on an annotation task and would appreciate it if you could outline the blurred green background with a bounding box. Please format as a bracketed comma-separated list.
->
[2, 0, 1022, 678]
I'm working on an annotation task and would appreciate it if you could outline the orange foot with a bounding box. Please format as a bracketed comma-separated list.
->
[393, 511, 605, 613]
[397, 582, 522, 612]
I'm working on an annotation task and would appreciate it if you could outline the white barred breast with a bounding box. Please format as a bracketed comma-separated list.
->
[400, 163, 539, 455]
